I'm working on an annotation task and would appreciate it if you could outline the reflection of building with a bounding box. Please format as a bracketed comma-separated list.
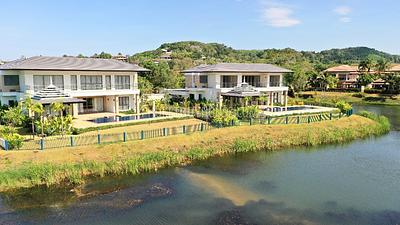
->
[167, 63, 292, 109]
[0, 56, 149, 115]
[324, 65, 361, 89]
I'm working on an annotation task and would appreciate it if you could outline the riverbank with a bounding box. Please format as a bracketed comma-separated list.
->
[0, 114, 390, 191]
[296, 91, 400, 106]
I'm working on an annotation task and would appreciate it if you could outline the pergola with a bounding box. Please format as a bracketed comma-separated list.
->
[220, 83, 288, 110]
[31, 84, 85, 116]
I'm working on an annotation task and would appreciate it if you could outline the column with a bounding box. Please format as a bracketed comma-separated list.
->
[135, 94, 140, 114]
[77, 75, 81, 90]
[237, 74, 242, 86]
[270, 92, 274, 111]
[284, 91, 288, 110]
[102, 75, 106, 90]
[218, 94, 223, 109]
[114, 96, 119, 114]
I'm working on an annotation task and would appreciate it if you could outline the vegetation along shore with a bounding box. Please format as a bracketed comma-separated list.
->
[0, 112, 389, 192]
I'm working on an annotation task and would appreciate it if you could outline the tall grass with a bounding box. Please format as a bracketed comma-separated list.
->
[0, 114, 390, 191]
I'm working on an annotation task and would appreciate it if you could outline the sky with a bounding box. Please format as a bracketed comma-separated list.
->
[1, 0, 400, 60]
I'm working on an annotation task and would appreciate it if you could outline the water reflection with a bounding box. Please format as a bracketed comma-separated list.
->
[0, 105, 399, 225]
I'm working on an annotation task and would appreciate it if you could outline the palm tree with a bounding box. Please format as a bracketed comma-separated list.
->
[22, 97, 36, 139]
[31, 103, 44, 137]
[358, 58, 373, 73]
[51, 102, 65, 136]
[375, 58, 390, 75]
[244, 96, 252, 106]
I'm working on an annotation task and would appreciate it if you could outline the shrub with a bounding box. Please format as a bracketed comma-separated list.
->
[209, 109, 238, 127]
[35, 115, 73, 136]
[335, 100, 352, 113]
[236, 106, 260, 120]
[352, 92, 365, 98]
[0, 126, 24, 150]
[357, 111, 390, 134]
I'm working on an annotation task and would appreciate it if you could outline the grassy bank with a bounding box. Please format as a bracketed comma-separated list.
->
[296, 91, 400, 106]
[0, 114, 390, 191]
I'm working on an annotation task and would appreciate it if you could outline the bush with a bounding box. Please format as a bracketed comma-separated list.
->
[35, 115, 73, 136]
[364, 88, 383, 94]
[236, 106, 260, 120]
[335, 101, 352, 113]
[0, 126, 24, 150]
[209, 109, 238, 127]
[352, 92, 365, 98]
[357, 111, 390, 134]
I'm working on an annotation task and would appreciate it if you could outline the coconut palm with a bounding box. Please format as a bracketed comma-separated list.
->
[375, 58, 390, 75]
[22, 97, 36, 139]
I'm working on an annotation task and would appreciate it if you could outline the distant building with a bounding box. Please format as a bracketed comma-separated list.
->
[324, 65, 361, 89]
[112, 54, 128, 62]
[160, 49, 173, 61]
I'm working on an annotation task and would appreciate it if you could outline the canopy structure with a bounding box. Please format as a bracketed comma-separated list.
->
[31, 84, 85, 105]
[221, 83, 263, 98]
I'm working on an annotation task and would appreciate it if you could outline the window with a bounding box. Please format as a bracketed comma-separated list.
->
[106, 76, 111, 90]
[119, 97, 129, 110]
[80, 75, 103, 90]
[114, 75, 130, 89]
[71, 75, 77, 90]
[242, 76, 260, 87]
[221, 76, 237, 88]
[269, 75, 281, 87]
[4, 75, 19, 86]
[33, 75, 64, 91]
[199, 75, 208, 83]
[82, 98, 94, 109]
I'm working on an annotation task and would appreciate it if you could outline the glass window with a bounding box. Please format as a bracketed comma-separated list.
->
[114, 76, 130, 89]
[80, 75, 103, 90]
[269, 75, 281, 87]
[33, 75, 64, 91]
[118, 96, 129, 110]
[106, 76, 111, 90]
[221, 76, 237, 88]
[199, 75, 208, 83]
[71, 75, 77, 90]
[242, 76, 260, 87]
[4, 75, 19, 86]
[82, 98, 94, 109]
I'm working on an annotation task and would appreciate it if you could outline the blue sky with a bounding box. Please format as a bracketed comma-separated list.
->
[1, 0, 399, 60]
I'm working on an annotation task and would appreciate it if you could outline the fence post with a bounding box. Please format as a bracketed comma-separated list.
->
[123, 131, 127, 142]
[97, 130, 101, 144]
[40, 138, 44, 150]
[319, 114, 322, 121]
[201, 123, 204, 131]
[250, 118, 253, 125]
[141, 130, 144, 140]
[285, 116, 289, 124]
[297, 116, 300, 124]
[339, 112, 342, 118]
[4, 140, 8, 151]
[268, 116, 271, 125]
[70, 136, 74, 147]
[308, 116, 311, 123]
[330, 112, 332, 120]
[183, 125, 186, 134]
[163, 127, 167, 136]
[231, 119, 235, 126]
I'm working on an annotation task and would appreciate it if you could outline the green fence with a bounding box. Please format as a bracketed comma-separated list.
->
[4, 110, 351, 151]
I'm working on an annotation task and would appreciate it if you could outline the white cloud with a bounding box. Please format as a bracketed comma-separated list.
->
[262, 6, 300, 27]
[339, 17, 351, 23]
[334, 6, 352, 23]
[334, 6, 352, 15]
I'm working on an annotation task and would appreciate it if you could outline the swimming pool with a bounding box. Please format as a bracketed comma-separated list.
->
[263, 106, 316, 112]
[88, 113, 166, 124]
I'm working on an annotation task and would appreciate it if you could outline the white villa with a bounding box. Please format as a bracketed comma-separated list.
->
[167, 63, 292, 109]
[0, 56, 148, 116]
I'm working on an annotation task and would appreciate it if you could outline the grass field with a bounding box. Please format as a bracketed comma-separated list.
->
[0, 115, 389, 191]
[298, 91, 400, 106]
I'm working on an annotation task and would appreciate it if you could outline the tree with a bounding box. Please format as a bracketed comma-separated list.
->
[357, 72, 376, 91]
[375, 57, 390, 75]
[31, 103, 45, 137]
[3, 105, 25, 128]
[51, 102, 65, 136]
[98, 52, 112, 59]
[140, 61, 182, 90]
[382, 73, 400, 92]
[22, 97, 36, 139]
[138, 76, 154, 94]
[358, 57, 374, 72]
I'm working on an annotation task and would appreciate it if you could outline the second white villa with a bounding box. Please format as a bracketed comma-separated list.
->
[0, 56, 148, 116]
[167, 63, 292, 108]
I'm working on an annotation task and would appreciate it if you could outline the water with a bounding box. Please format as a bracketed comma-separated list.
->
[88, 113, 166, 124]
[1, 105, 399, 225]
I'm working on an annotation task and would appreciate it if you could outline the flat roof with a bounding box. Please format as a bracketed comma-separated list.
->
[0, 56, 149, 72]
[183, 63, 292, 73]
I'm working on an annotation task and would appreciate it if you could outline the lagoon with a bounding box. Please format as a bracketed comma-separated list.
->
[0, 105, 399, 225]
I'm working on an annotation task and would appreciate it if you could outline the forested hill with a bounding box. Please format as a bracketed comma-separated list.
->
[130, 41, 400, 66]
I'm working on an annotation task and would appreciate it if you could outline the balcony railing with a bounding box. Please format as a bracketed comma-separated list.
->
[28, 83, 139, 92]
[115, 84, 131, 90]
[269, 82, 281, 87]
[81, 84, 103, 90]
[221, 82, 238, 88]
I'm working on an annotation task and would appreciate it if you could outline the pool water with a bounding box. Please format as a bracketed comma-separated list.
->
[263, 106, 315, 112]
[88, 113, 166, 124]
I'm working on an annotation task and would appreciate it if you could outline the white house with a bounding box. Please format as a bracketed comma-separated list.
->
[167, 63, 292, 108]
[0, 56, 148, 116]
